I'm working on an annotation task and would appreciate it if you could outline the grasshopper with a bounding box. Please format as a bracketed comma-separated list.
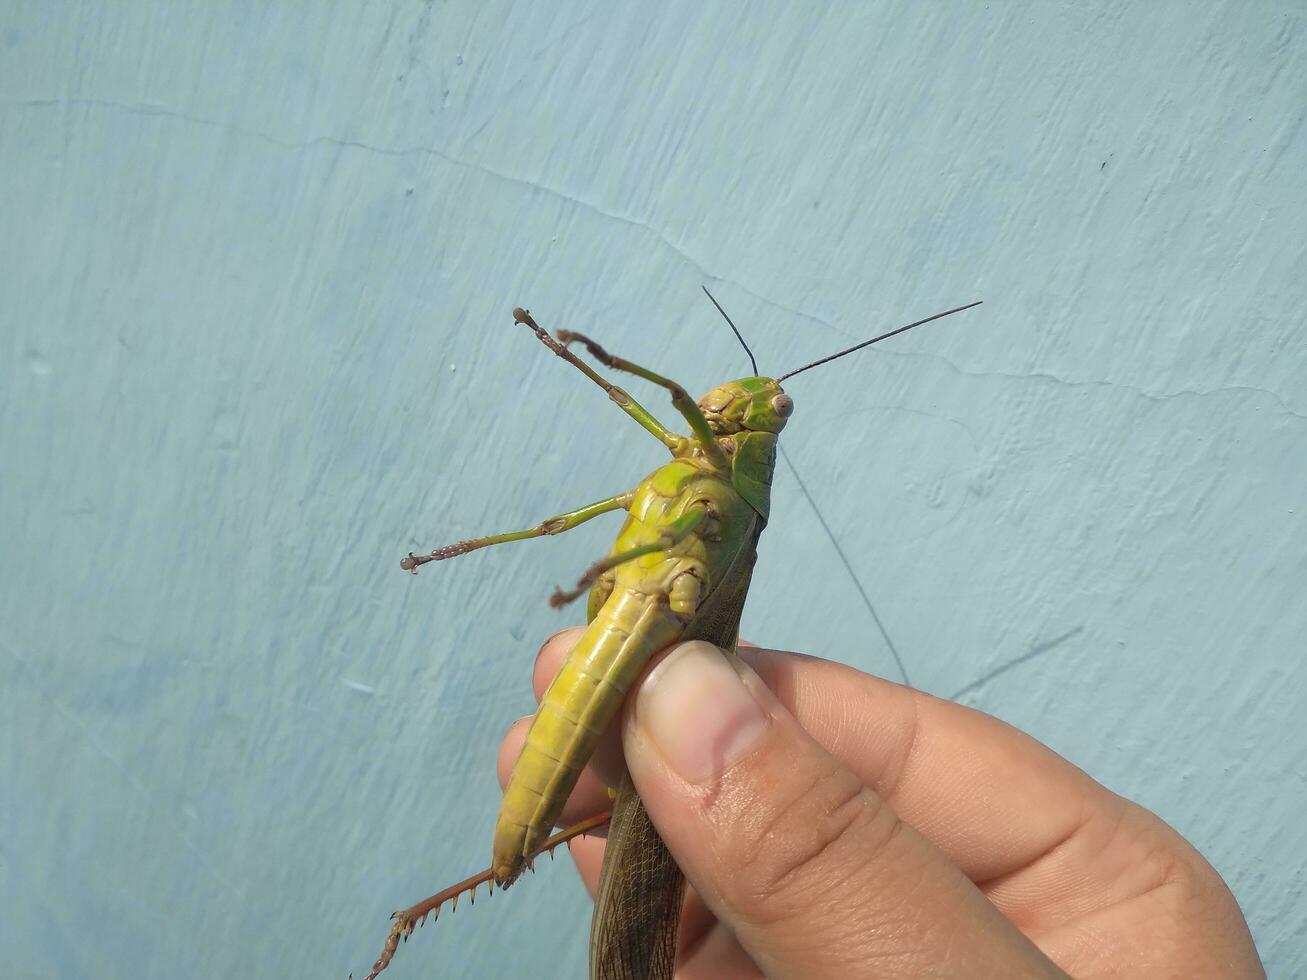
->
[357, 291, 981, 979]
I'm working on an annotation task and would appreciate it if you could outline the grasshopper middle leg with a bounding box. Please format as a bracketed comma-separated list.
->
[549, 507, 706, 607]
[402, 491, 633, 573]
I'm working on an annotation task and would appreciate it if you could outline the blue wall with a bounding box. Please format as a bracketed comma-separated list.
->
[2, 3, 1303, 976]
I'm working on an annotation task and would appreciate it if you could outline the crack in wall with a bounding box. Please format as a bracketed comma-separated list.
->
[7, 96, 1304, 422]
[948, 626, 1086, 702]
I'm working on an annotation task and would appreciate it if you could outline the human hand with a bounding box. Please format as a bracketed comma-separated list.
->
[499, 631, 1263, 978]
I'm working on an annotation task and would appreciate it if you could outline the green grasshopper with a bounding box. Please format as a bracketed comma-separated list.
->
[357, 292, 981, 980]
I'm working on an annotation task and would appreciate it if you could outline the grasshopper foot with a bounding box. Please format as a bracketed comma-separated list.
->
[353, 908, 414, 980]
[401, 541, 479, 574]
[549, 583, 584, 608]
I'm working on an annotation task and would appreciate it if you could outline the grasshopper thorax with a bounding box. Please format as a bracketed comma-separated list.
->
[697, 377, 793, 436]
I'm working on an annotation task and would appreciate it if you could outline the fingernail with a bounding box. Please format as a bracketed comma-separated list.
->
[634, 641, 770, 785]
[542, 627, 581, 651]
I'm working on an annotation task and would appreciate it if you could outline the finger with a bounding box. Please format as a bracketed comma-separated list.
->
[703, 643, 1222, 936]
[624, 641, 1066, 980]
[737, 645, 1096, 874]
[738, 647, 1263, 975]
[678, 919, 763, 980]
[735, 646, 1143, 927]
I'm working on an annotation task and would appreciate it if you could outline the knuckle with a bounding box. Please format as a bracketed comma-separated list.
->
[728, 762, 900, 923]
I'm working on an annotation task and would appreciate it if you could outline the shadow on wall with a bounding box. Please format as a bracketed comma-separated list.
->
[949, 626, 1086, 702]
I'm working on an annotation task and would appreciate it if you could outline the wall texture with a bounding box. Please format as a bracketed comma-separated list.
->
[2, 2, 1304, 977]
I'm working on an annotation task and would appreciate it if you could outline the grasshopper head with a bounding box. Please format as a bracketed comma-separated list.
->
[697, 377, 792, 435]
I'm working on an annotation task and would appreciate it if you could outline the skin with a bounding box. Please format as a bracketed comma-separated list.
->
[498, 628, 1265, 979]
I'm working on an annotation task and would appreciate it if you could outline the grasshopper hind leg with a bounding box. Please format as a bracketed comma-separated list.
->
[354, 813, 611, 980]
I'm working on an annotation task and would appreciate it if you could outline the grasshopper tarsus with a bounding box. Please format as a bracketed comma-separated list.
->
[554, 330, 639, 382]
[512, 307, 545, 341]
[401, 541, 477, 574]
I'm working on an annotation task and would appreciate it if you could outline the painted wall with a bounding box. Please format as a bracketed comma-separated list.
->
[3, 3, 1303, 976]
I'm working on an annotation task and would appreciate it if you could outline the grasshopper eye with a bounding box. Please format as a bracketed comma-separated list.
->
[771, 393, 794, 418]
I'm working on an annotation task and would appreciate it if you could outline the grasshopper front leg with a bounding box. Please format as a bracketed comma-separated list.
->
[553, 328, 729, 469]
[402, 491, 634, 572]
[513, 308, 696, 457]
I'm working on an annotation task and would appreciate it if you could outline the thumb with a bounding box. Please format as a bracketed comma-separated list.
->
[622, 641, 1064, 980]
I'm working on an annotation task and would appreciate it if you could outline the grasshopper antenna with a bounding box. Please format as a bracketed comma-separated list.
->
[702, 286, 759, 375]
[777, 300, 982, 381]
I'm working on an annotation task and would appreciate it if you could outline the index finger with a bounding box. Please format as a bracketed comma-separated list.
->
[737, 643, 1100, 885]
